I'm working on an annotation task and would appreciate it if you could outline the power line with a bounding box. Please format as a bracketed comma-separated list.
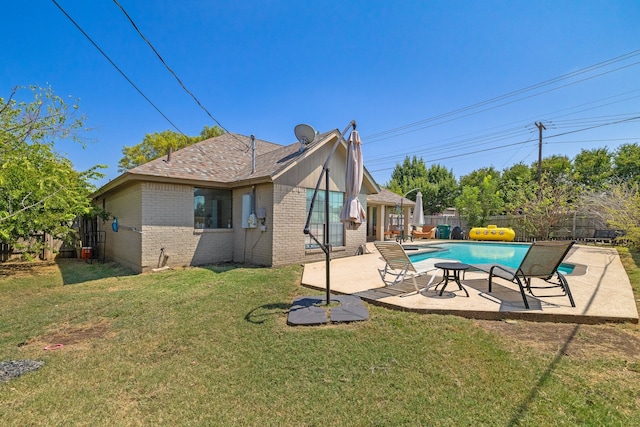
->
[363, 49, 640, 143]
[364, 97, 640, 167]
[368, 139, 536, 173]
[112, 0, 249, 150]
[368, 116, 640, 174]
[51, 0, 187, 136]
[546, 116, 640, 140]
[365, 124, 533, 165]
[365, 60, 640, 145]
[553, 137, 639, 144]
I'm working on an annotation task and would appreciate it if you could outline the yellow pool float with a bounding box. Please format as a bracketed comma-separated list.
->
[469, 225, 515, 241]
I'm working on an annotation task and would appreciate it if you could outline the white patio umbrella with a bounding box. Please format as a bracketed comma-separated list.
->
[340, 130, 366, 230]
[412, 191, 425, 228]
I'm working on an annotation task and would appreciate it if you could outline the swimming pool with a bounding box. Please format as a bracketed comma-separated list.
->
[408, 242, 576, 275]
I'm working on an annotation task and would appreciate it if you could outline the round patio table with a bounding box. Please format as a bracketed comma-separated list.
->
[433, 262, 470, 297]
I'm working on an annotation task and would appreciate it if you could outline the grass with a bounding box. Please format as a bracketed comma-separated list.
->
[1, 257, 639, 426]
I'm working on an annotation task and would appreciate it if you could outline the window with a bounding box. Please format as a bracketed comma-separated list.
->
[194, 188, 232, 229]
[305, 189, 344, 249]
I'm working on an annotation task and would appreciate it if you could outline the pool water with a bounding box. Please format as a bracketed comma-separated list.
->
[408, 242, 575, 275]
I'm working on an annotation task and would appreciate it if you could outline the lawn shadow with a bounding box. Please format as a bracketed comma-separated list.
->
[507, 246, 620, 425]
[245, 303, 291, 324]
[200, 263, 246, 274]
[55, 259, 135, 285]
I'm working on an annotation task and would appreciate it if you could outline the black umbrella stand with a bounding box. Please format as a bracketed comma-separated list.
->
[304, 120, 356, 305]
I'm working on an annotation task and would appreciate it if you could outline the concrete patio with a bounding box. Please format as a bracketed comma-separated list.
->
[300, 242, 639, 324]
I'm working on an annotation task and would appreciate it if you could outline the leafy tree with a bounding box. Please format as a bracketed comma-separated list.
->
[423, 164, 458, 214]
[387, 157, 457, 214]
[199, 125, 225, 140]
[0, 86, 105, 255]
[455, 175, 503, 227]
[613, 143, 640, 183]
[458, 166, 501, 189]
[532, 154, 572, 183]
[118, 125, 224, 171]
[386, 156, 428, 196]
[581, 180, 640, 249]
[455, 186, 482, 227]
[501, 162, 534, 208]
[571, 148, 612, 189]
[509, 174, 575, 239]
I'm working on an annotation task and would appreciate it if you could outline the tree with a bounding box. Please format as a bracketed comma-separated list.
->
[455, 175, 503, 227]
[613, 142, 640, 183]
[118, 125, 224, 171]
[501, 162, 534, 208]
[0, 86, 105, 255]
[508, 174, 575, 239]
[199, 125, 225, 140]
[536, 154, 572, 182]
[581, 180, 640, 249]
[458, 166, 501, 189]
[386, 157, 458, 214]
[571, 148, 612, 189]
[386, 156, 428, 195]
[455, 186, 482, 227]
[423, 164, 458, 214]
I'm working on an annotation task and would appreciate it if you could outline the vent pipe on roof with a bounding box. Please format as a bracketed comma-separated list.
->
[250, 135, 256, 174]
[165, 147, 172, 164]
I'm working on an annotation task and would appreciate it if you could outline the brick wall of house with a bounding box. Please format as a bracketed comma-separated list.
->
[100, 183, 143, 273]
[140, 182, 234, 271]
[271, 184, 367, 267]
[272, 184, 308, 266]
[99, 181, 368, 272]
[232, 184, 274, 266]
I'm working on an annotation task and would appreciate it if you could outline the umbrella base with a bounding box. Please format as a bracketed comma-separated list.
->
[287, 295, 369, 326]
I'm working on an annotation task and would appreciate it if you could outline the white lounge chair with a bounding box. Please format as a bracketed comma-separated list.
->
[374, 241, 442, 295]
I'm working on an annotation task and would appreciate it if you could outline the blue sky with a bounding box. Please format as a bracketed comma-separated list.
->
[3, 1, 639, 187]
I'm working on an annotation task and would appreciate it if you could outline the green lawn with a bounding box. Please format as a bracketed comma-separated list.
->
[1, 256, 639, 426]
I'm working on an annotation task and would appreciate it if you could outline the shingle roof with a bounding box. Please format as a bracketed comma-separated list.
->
[128, 133, 279, 182]
[127, 131, 339, 184]
[94, 129, 380, 197]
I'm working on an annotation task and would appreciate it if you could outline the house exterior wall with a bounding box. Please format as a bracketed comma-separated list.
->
[271, 184, 367, 267]
[276, 137, 346, 191]
[98, 181, 235, 273]
[99, 182, 143, 273]
[232, 183, 273, 266]
[94, 134, 372, 272]
[271, 140, 368, 266]
[272, 184, 308, 266]
[140, 182, 234, 271]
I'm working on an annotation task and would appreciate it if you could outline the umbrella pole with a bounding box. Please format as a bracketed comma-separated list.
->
[325, 168, 331, 304]
[303, 120, 356, 306]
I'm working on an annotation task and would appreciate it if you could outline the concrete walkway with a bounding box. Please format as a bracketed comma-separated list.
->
[301, 242, 639, 324]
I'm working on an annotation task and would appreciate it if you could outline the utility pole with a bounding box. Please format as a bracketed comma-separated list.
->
[535, 121, 546, 198]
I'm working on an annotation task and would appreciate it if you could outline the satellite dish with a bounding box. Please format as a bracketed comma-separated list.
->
[294, 124, 316, 145]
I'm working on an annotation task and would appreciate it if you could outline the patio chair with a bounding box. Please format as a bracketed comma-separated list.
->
[584, 229, 618, 245]
[412, 225, 436, 239]
[472, 241, 576, 309]
[374, 241, 440, 294]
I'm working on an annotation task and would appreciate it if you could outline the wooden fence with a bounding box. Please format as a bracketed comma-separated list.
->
[422, 213, 610, 241]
